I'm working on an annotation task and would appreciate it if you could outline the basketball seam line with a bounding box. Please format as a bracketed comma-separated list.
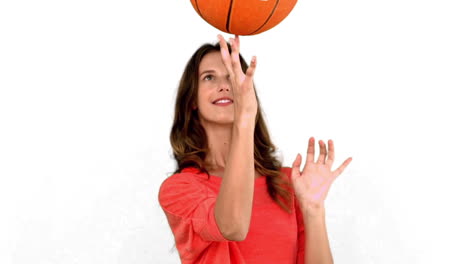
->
[194, 0, 204, 20]
[251, 0, 280, 35]
[226, 0, 234, 33]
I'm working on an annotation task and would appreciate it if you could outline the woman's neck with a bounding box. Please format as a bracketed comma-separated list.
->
[201, 122, 261, 179]
[202, 122, 232, 171]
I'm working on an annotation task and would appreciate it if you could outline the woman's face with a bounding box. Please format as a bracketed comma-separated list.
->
[196, 51, 234, 127]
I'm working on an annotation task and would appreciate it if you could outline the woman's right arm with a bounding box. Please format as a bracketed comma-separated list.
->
[214, 35, 258, 241]
[215, 117, 255, 241]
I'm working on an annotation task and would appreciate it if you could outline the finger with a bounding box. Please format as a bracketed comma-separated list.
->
[243, 56, 257, 83]
[229, 36, 243, 79]
[332, 157, 353, 180]
[317, 140, 327, 164]
[305, 137, 315, 165]
[325, 139, 335, 168]
[217, 35, 235, 77]
[291, 153, 302, 180]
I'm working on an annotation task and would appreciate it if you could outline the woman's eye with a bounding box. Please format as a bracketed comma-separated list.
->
[203, 75, 214, 81]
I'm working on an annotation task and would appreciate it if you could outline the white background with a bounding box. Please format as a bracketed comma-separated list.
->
[1, 0, 467, 263]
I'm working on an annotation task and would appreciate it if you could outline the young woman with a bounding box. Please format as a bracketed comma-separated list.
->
[158, 34, 352, 264]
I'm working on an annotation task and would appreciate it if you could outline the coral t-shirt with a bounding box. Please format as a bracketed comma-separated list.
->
[158, 167, 305, 264]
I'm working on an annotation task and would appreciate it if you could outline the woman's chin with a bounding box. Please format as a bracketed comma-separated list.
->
[212, 115, 235, 125]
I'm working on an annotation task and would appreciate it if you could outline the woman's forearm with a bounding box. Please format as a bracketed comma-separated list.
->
[214, 120, 255, 241]
[302, 205, 334, 264]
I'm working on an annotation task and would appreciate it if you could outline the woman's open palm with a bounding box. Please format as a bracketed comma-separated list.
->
[291, 137, 352, 209]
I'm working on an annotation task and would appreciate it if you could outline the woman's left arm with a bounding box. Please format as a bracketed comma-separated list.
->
[301, 204, 332, 264]
[291, 137, 352, 264]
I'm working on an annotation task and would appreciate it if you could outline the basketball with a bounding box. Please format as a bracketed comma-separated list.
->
[190, 0, 297, 36]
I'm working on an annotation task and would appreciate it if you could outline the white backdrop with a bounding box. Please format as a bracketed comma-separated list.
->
[1, 0, 467, 263]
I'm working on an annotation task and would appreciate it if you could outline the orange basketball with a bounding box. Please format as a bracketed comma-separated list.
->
[190, 0, 297, 36]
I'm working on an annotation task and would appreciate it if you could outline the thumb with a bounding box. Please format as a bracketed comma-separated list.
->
[244, 56, 257, 84]
[291, 153, 302, 180]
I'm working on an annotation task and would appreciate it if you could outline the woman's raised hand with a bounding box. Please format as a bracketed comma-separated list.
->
[291, 137, 353, 211]
[218, 34, 258, 126]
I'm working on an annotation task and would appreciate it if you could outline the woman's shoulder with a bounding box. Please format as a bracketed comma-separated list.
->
[280, 166, 292, 174]
[158, 167, 210, 214]
[159, 167, 205, 190]
[280, 166, 293, 180]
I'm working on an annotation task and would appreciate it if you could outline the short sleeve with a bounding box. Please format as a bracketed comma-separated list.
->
[158, 173, 229, 260]
[281, 167, 305, 264]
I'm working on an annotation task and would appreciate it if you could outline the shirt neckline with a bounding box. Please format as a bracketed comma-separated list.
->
[181, 167, 267, 186]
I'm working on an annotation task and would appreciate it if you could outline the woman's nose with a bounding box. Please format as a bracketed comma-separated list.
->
[218, 79, 231, 92]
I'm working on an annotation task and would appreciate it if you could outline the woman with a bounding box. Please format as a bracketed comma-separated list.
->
[158, 34, 352, 264]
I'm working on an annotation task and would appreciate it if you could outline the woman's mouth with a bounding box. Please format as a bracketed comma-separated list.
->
[213, 99, 233, 106]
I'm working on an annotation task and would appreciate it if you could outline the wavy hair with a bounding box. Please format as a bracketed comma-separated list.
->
[169, 41, 293, 214]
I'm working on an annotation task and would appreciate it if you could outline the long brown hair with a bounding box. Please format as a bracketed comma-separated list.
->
[169, 41, 293, 214]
